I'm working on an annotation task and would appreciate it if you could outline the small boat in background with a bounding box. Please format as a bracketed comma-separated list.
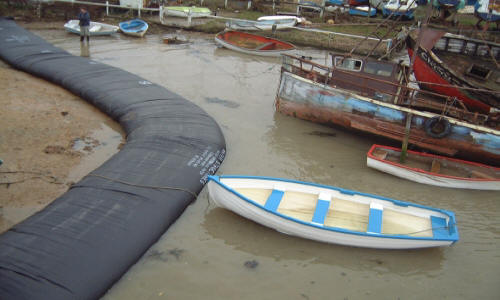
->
[164, 6, 212, 18]
[474, 0, 500, 23]
[227, 18, 298, 31]
[64, 20, 118, 36]
[383, 0, 418, 19]
[349, 5, 378, 16]
[349, 0, 370, 5]
[257, 15, 305, 24]
[208, 175, 459, 249]
[119, 19, 148, 37]
[370, 0, 389, 9]
[366, 145, 500, 190]
[215, 30, 296, 57]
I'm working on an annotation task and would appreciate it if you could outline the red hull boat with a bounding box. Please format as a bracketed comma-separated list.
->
[406, 29, 499, 114]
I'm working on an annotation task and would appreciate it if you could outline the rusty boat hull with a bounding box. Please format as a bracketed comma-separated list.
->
[276, 71, 500, 166]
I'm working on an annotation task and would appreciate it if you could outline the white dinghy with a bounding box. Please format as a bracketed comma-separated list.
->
[64, 20, 118, 36]
[208, 175, 459, 249]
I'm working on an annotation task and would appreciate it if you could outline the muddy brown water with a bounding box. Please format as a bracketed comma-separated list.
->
[14, 29, 500, 299]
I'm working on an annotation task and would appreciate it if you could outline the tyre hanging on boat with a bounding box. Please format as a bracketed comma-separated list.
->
[424, 116, 451, 139]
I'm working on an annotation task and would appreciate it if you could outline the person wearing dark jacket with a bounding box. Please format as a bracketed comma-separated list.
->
[78, 7, 90, 43]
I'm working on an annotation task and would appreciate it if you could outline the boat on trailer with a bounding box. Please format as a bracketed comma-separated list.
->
[367, 144, 500, 190]
[208, 175, 459, 249]
[119, 19, 148, 37]
[215, 30, 296, 57]
[406, 28, 500, 114]
[275, 54, 500, 165]
[64, 20, 118, 36]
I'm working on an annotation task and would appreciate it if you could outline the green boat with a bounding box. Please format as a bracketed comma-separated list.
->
[164, 6, 211, 18]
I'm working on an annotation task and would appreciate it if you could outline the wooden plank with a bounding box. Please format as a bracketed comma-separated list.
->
[372, 148, 388, 160]
[235, 188, 272, 206]
[277, 191, 318, 223]
[430, 159, 441, 173]
[470, 170, 496, 179]
[382, 209, 432, 237]
[324, 198, 369, 232]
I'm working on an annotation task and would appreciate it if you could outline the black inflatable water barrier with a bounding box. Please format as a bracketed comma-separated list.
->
[0, 18, 225, 300]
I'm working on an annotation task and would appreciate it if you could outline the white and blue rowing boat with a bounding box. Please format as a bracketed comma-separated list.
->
[208, 175, 459, 249]
[64, 20, 118, 36]
[119, 19, 148, 37]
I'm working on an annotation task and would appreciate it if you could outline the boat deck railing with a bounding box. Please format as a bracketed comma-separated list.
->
[281, 54, 496, 127]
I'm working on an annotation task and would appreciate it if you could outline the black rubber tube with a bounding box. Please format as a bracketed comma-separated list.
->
[0, 18, 226, 300]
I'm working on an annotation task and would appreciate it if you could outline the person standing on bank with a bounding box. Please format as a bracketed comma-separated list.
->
[78, 7, 90, 43]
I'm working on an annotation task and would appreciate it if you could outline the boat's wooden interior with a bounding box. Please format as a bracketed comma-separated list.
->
[234, 187, 434, 237]
[219, 32, 290, 50]
[373, 147, 500, 179]
[435, 50, 499, 91]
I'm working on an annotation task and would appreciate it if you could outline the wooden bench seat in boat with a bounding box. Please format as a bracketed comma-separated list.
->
[367, 202, 383, 234]
[255, 42, 276, 50]
[430, 159, 441, 173]
[264, 186, 285, 212]
[311, 192, 332, 225]
[431, 216, 449, 239]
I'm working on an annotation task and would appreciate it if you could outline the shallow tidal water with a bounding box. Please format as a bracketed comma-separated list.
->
[33, 29, 499, 299]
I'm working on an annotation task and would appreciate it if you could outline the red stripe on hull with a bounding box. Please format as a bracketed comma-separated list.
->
[408, 48, 491, 114]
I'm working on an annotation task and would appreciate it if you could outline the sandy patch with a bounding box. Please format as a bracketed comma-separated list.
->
[0, 60, 124, 233]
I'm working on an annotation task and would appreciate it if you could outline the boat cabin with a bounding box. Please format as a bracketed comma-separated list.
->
[329, 53, 405, 103]
[281, 53, 406, 104]
[280, 54, 496, 127]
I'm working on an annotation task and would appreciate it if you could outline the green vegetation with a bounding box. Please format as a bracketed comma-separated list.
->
[191, 19, 226, 33]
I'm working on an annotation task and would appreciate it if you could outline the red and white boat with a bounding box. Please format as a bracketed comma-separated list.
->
[406, 28, 500, 114]
[215, 30, 296, 57]
[367, 144, 500, 190]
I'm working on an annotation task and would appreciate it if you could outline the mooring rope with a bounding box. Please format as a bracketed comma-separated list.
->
[84, 173, 199, 198]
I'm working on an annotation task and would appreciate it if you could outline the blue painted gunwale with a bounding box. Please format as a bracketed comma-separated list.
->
[208, 175, 459, 242]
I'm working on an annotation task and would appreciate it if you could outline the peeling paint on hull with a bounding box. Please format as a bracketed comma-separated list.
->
[276, 71, 500, 166]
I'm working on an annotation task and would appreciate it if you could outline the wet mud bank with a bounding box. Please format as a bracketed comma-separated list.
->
[0, 18, 225, 299]
[0, 60, 124, 233]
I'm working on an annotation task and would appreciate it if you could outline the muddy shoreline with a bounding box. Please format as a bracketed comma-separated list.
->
[0, 59, 124, 233]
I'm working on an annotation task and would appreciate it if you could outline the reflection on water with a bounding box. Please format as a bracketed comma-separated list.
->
[32, 28, 500, 300]
[203, 207, 444, 276]
[80, 43, 90, 57]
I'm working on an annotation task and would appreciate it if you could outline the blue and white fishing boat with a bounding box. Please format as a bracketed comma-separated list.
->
[383, 0, 418, 19]
[119, 19, 148, 37]
[349, 5, 378, 16]
[208, 175, 459, 249]
[64, 20, 118, 36]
